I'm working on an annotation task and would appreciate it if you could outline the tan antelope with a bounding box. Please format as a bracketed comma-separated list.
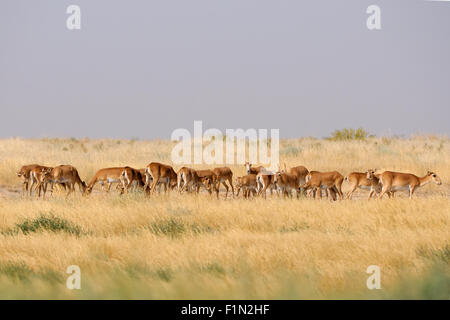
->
[245, 162, 266, 175]
[41, 165, 87, 198]
[195, 169, 219, 196]
[85, 167, 130, 194]
[235, 174, 258, 198]
[273, 171, 302, 198]
[120, 167, 145, 194]
[29, 165, 54, 197]
[378, 170, 442, 199]
[303, 171, 344, 200]
[213, 167, 234, 199]
[177, 167, 209, 194]
[289, 165, 309, 195]
[137, 168, 160, 193]
[345, 169, 383, 199]
[245, 162, 278, 196]
[305, 172, 341, 200]
[17, 164, 40, 196]
[365, 169, 395, 199]
[117, 168, 159, 193]
[145, 162, 178, 195]
[134, 168, 148, 191]
[256, 172, 276, 198]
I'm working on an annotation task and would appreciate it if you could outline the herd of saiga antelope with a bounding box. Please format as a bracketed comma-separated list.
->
[16, 162, 442, 200]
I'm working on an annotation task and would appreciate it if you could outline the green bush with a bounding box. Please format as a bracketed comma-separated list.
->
[14, 214, 82, 236]
[328, 128, 373, 141]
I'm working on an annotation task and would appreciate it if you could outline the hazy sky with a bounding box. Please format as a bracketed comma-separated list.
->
[1, 0, 449, 139]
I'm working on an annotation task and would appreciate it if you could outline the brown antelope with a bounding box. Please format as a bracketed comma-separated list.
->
[256, 172, 276, 198]
[378, 170, 442, 199]
[365, 169, 396, 199]
[145, 162, 178, 195]
[303, 171, 344, 200]
[273, 171, 302, 198]
[29, 165, 54, 197]
[245, 162, 278, 196]
[85, 167, 130, 194]
[136, 168, 160, 193]
[290, 165, 309, 181]
[17, 164, 40, 196]
[41, 165, 87, 198]
[177, 167, 208, 194]
[345, 169, 383, 199]
[134, 168, 148, 191]
[289, 165, 309, 195]
[120, 167, 145, 194]
[195, 169, 219, 196]
[235, 174, 258, 198]
[245, 162, 266, 175]
[213, 167, 234, 198]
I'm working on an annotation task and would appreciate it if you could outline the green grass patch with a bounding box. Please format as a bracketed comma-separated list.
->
[148, 218, 217, 238]
[148, 218, 186, 238]
[3, 213, 83, 236]
[0, 262, 63, 284]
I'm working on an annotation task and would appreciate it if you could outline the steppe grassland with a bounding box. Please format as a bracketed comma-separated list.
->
[0, 136, 448, 299]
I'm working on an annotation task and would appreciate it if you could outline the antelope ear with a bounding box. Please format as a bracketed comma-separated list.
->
[427, 171, 432, 175]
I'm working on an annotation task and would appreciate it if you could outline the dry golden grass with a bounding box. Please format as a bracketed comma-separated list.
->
[0, 136, 448, 299]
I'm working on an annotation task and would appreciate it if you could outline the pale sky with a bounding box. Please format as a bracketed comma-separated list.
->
[1, 0, 449, 139]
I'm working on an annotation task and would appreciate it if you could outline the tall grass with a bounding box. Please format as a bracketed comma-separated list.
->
[0, 136, 448, 299]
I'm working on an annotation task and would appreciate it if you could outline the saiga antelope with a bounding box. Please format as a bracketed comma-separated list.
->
[85, 167, 131, 195]
[177, 167, 209, 194]
[17, 164, 39, 197]
[273, 171, 302, 198]
[303, 171, 344, 200]
[137, 168, 164, 193]
[29, 165, 54, 197]
[245, 162, 266, 175]
[235, 174, 258, 198]
[256, 172, 276, 198]
[213, 167, 234, 199]
[378, 171, 442, 199]
[120, 167, 145, 194]
[245, 162, 277, 195]
[145, 162, 178, 195]
[195, 169, 219, 196]
[289, 165, 309, 195]
[41, 165, 87, 198]
[345, 169, 383, 199]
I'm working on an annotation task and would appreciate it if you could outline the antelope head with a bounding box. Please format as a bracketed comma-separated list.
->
[245, 162, 252, 174]
[366, 169, 376, 180]
[427, 171, 442, 185]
